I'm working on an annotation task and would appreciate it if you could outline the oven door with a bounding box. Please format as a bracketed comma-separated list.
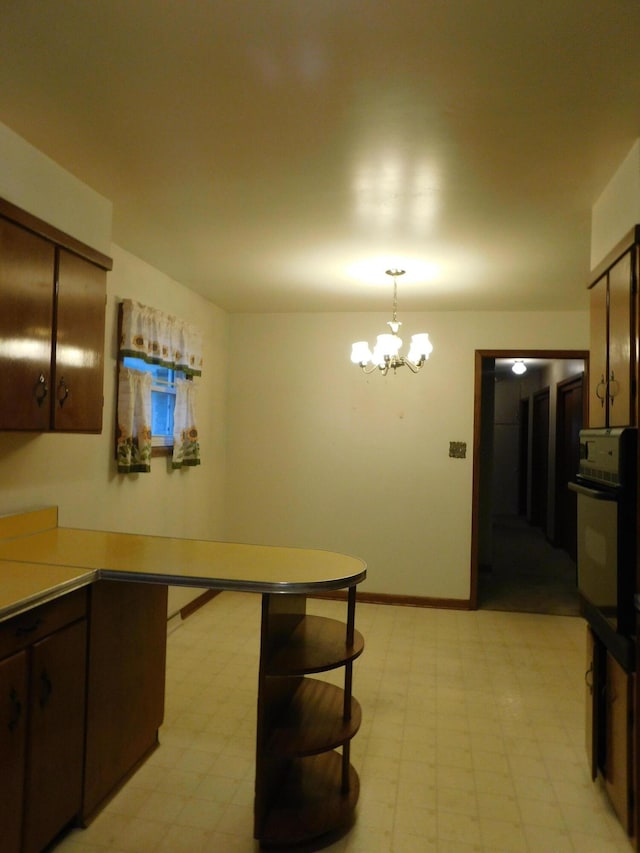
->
[569, 481, 618, 615]
[569, 480, 634, 670]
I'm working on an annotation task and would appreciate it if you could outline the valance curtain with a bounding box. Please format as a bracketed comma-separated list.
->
[119, 298, 203, 375]
[117, 300, 203, 474]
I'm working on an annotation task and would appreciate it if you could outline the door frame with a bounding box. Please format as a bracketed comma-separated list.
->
[554, 372, 587, 555]
[470, 349, 589, 609]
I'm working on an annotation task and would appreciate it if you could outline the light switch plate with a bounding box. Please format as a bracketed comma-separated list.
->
[449, 441, 467, 459]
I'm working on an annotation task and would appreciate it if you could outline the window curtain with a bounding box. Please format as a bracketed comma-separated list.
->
[119, 299, 203, 375]
[172, 379, 201, 469]
[116, 367, 153, 473]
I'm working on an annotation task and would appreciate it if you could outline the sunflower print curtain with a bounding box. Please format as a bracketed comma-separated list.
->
[172, 379, 201, 469]
[116, 367, 153, 473]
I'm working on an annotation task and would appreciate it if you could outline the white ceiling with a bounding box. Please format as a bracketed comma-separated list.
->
[2, 1, 640, 314]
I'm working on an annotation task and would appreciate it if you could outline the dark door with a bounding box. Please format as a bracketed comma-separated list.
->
[555, 373, 584, 559]
[531, 388, 550, 530]
[518, 397, 529, 516]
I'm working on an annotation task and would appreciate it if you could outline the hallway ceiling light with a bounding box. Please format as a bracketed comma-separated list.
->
[350, 269, 433, 375]
[512, 359, 527, 375]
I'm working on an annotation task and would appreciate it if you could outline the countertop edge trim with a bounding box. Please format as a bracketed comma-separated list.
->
[97, 568, 367, 594]
[0, 571, 97, 623]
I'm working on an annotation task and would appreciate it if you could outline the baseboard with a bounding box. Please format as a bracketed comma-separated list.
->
[179, 589, 220, 619]
[311, 589, 472, 610]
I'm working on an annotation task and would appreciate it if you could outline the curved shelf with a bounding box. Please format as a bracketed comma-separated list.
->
[267, 678, 362, 757]
[266, 615, 364, 676]
[260, 751, 359, 847]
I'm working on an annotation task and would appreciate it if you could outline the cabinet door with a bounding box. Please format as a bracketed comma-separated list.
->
[585, 627, 598, 779]
[83, 582, 167, 820]
[22, 619, 87, 853]
[604, 653, 632, 834]
[0, 217, 55, 430]
[607, 251, 633, 427]
[53, 249, 106, 432]
[0, 650, 28, 853]
[589, 275, 608, 428]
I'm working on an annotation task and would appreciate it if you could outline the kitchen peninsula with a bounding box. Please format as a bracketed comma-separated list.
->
[0, 507, 366, 852]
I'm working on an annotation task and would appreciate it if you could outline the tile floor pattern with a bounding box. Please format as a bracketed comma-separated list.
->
[55, 592, 633, 852]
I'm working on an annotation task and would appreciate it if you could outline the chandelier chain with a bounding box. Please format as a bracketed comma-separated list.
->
[392, 276, 398, 324]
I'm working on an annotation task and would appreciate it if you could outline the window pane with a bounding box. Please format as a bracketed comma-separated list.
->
[151, 389, 174, 436]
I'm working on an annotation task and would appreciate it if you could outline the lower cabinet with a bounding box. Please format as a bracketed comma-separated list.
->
[0, 581, 168, 851]
[82, 580, 168, 820]
[254, 589, 364, 847]
[0, 589, 88, 853]
[585, 626, 634, 836]
[0, 650, 28, 852]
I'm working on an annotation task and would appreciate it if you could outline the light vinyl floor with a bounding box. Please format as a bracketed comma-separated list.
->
[57, 592, 633, 852]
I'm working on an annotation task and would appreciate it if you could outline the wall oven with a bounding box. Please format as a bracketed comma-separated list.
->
[568, 427, 637, 671]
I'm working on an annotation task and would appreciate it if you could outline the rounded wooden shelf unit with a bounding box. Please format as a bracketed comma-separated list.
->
[265, 615, 364, 675]
[267, 678, 362, 757]
[260, 751, 359, 848]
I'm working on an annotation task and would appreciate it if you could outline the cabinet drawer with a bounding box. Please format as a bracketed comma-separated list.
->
[0, 588, 88, 660]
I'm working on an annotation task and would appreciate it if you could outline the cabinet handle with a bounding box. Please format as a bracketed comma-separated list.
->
[595, 375, 606, 406]
[15, 617, 42, 637]
[608, 370, 619, 405]
[39, 669, 52, 708]
[585, 662, 593, 692]
[8, 688, 22, 732]
[33, 373, 48, 407]
[57, 376, 70, 408]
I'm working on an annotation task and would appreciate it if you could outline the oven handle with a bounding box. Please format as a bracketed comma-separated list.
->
[568, 481, 617, 501]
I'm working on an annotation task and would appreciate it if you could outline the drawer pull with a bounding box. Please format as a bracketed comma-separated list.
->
[39, 669, 53, 708]
[15, 618, 43, 637]
[8, 688, 22, 732]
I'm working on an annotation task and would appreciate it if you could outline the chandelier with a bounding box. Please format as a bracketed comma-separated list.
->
[350, 269, 433, 375]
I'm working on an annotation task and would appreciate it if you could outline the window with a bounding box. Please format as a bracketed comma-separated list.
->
[122, 356, 186, 447]
[117, 299, 202, 473]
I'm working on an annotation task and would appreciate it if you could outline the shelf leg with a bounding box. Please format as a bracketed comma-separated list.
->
[341, 741, 351, 794]
[346, 586, 356, 647]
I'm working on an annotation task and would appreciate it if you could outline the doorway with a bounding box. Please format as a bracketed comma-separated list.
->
[470, 349, 588, 613]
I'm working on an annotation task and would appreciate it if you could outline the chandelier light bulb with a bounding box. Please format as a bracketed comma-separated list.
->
[351, 269, 433, 375]
[512, 359, 527, 375]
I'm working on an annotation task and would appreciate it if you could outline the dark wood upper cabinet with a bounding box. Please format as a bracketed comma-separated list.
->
[54, 249, 107, 432]
[588, 229, 638, 429]
[0, 200, 112, 433]
[0, 218, 55, 430]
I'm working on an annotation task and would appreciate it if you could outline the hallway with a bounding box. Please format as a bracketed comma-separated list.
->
[478, 515, 580, 617]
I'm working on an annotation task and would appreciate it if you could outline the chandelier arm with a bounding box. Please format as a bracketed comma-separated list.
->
[402, 358, 421, 374]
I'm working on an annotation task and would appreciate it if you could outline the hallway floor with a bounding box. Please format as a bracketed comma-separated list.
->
[55, 591, 630, 852]
[478, 515, 580, 617]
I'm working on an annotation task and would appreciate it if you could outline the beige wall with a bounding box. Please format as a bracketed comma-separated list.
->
[0, 121, 112, 254]
[224, 311, 589, 602]
[591, 138, 640, 269]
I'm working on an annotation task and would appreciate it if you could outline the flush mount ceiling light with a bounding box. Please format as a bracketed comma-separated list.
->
[350, 269, 433, 375]
[512, 359, 527, 375]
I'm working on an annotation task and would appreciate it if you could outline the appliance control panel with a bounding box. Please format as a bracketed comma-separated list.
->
[578, 427, 636, 487]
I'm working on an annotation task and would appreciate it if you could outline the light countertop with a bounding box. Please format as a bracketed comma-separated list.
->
[0, 508, 367, 622]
